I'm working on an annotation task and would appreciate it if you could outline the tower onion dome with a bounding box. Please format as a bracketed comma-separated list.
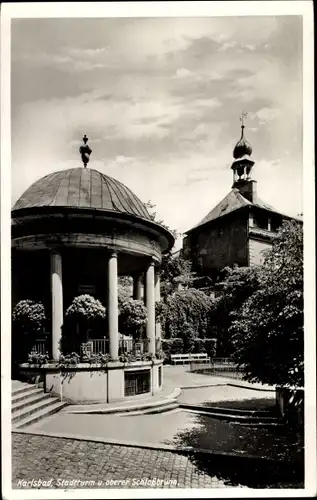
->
[233, 125, 252, 159]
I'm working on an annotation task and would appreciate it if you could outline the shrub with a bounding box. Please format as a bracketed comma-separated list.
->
[163, 289, 214, 340]
[193, 338, 207, 353]
[204, 338, 217, 358]
[65, 295, 106, 323]
[161, 337, 184, 362]
[12, 300, 46, 334]
[63, 295, 106, 351]
[27, 352, 49, 365]
[119, 299, 147, 339]
[12, 300, 47, 363]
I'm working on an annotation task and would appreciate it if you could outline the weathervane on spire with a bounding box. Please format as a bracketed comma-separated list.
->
[240, 111, 248, 128]
[79, 135, 92, 168]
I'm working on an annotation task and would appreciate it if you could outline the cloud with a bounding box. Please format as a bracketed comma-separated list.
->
[175, 68, 195, 79]
[11, 16, 303, 234]
[250, 107, 280, 124]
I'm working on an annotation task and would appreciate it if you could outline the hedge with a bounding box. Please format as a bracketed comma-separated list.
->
[162, 337, 217, 362]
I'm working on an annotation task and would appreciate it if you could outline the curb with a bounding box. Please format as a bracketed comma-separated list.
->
[180, 383, 226, 389]
[65, 387, 182, 415]
[226, 383, 275, 392]
[180, 382, 275, 392]
[11, 428, 296, 464]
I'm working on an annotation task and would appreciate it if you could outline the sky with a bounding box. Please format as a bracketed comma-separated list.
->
[11, 16, 303, 249]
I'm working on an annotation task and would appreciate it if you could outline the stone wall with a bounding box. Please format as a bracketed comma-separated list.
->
[184, 211, 249, 275]
[248, 238, 272, 266]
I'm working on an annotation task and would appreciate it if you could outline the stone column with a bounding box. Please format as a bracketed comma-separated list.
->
[133, 273, 142, 300]
[268, 217, 272, 232]
[145, 260, 155, 355]
[155, 270, 162, 351]
[51, 250, 63, 361]
[108, 251, 119, 360]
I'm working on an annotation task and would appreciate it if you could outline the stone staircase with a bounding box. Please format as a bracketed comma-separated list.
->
[12, 381, 67, 430]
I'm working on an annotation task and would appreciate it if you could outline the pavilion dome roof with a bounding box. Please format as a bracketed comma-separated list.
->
[12, 167, 152, 221]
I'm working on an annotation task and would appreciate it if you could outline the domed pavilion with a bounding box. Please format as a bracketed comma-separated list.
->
[12, 136, 174, 403]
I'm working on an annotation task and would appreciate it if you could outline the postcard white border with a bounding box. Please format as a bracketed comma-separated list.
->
[1, 2, 315, 499]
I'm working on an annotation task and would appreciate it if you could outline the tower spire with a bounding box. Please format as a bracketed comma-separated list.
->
[231, 112, 255, 192]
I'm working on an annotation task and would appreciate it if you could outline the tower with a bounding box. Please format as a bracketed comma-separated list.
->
[231, 113, 257, 203]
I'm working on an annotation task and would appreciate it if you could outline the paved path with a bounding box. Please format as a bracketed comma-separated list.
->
[163, 365, 275, 391]
[11, 368, 275, 490]
[12, 434, 232, 489]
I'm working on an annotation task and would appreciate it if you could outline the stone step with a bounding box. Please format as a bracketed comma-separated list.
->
[12, 392, 51, 413]
[12, 387, 44, 404]
[67, 397, 179, 415]
[13, 401, 68, 430]
[12, 396, 61, 423]
[12, 384, 39, 397]
[12, 380, 28, 390]
[180, 404, 281, 423]
[125, 401, 179, 416]
[202, 406, 275, 417]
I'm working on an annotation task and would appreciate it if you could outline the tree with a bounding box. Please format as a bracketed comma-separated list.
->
[210, 265, 260, 355]
[230, 220, 303, 387]
[163, 288, 214, 350]
[145, 200, 180, 240]
[160, 252, 196, 298]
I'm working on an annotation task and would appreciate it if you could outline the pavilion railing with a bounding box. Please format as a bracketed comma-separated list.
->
[29, 337, 153, 360]
[90, 338, 109, 355]
[30, 339, 48, 355]
[80, 338, 151, 358]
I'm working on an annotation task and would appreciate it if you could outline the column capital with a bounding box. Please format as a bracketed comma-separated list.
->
[50, 246, 62, 255]
[108, 250, 118, 258]
[146, 257, 156, 268]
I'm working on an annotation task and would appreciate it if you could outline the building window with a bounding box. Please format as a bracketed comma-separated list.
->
[124, 370, 151, 396]
[271, 218, 281, 232]
[253, 213, 268, 230]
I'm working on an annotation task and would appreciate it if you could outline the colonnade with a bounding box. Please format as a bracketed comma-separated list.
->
[50, 249, 161, 361]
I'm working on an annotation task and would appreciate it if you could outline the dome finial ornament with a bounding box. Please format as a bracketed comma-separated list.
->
[79, 135, 92, 168]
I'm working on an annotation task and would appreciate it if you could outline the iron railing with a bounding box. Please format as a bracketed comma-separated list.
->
[119, 339, 149, 356]
[90, 338, 109, 355]
[30, 336, 153, 359]
[30, 339, 48, 355]
[190, 357, 243, 379]
[64, 337, 150, 358]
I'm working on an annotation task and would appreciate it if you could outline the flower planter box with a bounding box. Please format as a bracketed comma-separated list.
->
[18, 360, 163, 404]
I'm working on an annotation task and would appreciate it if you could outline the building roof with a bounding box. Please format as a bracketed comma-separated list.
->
[185, 188, 286, 234]
[12, 167, 152, 221]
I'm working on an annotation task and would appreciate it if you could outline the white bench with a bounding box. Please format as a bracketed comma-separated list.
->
[170, 353, 210, 365]
[190, 353, 210, 363]
[171, 354, 190, 365]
